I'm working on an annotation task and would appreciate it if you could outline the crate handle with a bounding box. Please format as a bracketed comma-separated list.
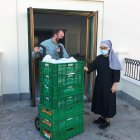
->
[67, 117, 73, 121]
[67, 106, 73, 109]
[42, 109, 52, 116]
[45, 97, 49, 101]
[67, 86, 73, 89]
[67, 72, 75, 75]
[45, 63, 49, 67]
[45, 75, 49, 78]
[67, 127, 74, 131]
[43, 130, 52, 139]
[66, 97, 73, 103]
[68, 63, 74, 67]
[42, 120, 52, 127]
[66, 73, 75, 77]
[45, 85, 49, 89]
[67, 96, 72, 99]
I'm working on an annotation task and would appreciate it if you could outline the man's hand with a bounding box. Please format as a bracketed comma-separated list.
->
[34, 47, 39, 53]
[111, 83, 118, 93]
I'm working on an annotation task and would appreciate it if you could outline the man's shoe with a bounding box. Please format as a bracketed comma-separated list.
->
[93, 117, 105, 124]
[99, 121, 110, 129]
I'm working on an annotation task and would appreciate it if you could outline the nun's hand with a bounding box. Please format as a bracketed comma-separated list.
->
[111, 83, 118, 93]
[84, 66, 88, 71]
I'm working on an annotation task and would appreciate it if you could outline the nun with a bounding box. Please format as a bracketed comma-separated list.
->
[84, 40, 122, 129]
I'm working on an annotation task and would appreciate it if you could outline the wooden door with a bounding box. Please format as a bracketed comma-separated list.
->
[27, 7, 36, 106]
[85, 11, 98, 100]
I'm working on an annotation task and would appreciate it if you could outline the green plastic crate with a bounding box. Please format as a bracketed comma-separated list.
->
[39, 112, 83, 132]
[40, 83, 84, 98]
[38, 102, 83, 121]
[40, 61, 84, 76]
[40, 123, 84, 140]
[40, 94, 83, 109]
[40, 73, 84, 87]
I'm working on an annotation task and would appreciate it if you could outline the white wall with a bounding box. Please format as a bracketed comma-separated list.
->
[103, 0, 140, 60]
[103, 0, 140, 99]
[0, 0, 140, 99]
[120, 76, 140, 101]
[17, 0, 104, 94]
[0, 0, 19, 96]
[0, 51, 2, 95]
[0, 0, 103, 96]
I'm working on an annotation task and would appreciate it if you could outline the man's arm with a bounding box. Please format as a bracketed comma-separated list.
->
[32, 47, 43, 58]
[59, 43, 69, 58]
[63, 48, 69, 58]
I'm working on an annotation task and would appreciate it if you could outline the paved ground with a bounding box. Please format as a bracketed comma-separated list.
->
[0, 97, 140, 140]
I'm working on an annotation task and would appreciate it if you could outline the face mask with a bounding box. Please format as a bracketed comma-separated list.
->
[100, 50, 109, 55]
[57, 38, 63, 43]
[56, 34, 62, 43]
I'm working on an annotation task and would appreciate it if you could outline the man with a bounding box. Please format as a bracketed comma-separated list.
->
[32, 29, 69, 59]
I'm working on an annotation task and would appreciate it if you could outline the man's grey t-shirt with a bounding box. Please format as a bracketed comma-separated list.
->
[40, 38, 69, 59]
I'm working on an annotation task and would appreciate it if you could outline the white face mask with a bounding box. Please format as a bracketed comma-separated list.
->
[100, 50, 109, 55]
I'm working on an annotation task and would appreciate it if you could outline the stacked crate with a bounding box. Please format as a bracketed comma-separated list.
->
[39, 61, 84, 140]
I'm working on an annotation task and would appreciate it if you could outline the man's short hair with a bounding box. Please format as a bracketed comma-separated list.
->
[52, 29, 64, 36]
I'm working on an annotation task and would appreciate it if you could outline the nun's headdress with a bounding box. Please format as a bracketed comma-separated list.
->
[100, 40, 122, 70]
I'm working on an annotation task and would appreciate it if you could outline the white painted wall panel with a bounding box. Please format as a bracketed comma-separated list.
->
[17, 0, 103, 94]
[103, 0, 140, 59]
[1, 0, 140, 100]
[0, 0, 19, 95]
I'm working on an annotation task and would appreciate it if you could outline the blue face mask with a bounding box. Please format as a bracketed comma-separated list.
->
[100, 50, 109, 55]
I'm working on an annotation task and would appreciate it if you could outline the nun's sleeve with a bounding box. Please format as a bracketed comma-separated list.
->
[112, 70, 120, 83]
[87, 58, 97, 74]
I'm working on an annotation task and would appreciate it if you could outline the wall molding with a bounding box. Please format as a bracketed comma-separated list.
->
[0, 93, 31, 104]
[0, 50, 2, 96]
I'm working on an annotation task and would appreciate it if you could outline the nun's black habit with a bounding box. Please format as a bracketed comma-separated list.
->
[87, 40, 121, 118]
[88, 55, 120, 118]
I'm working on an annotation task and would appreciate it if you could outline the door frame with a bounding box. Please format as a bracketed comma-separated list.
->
[86, 11, 98, 100]
[27, 7, 98, 106]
